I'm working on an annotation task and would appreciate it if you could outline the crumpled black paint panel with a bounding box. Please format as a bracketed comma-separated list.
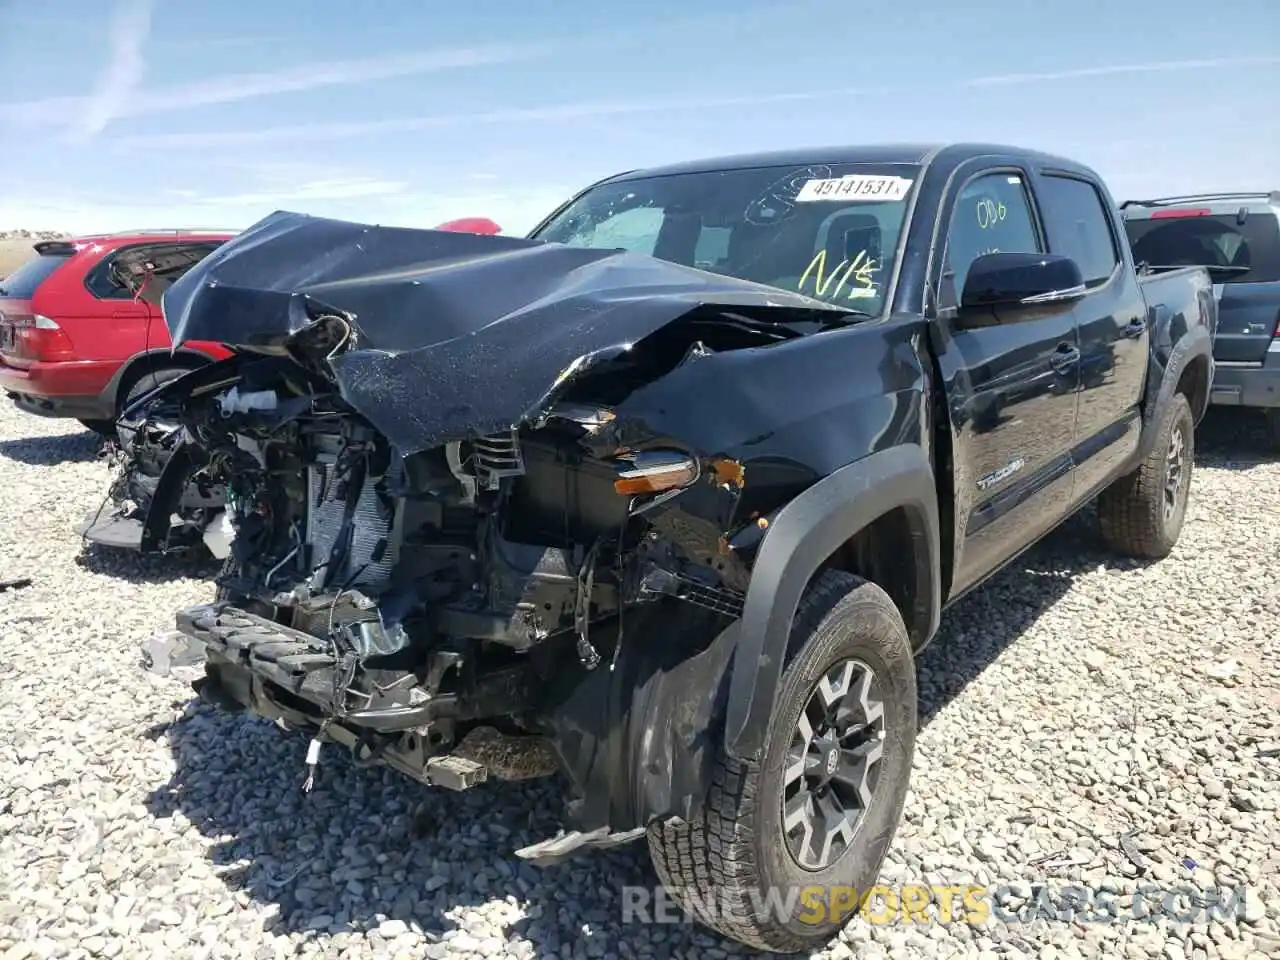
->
[157, 210, 854, 454]
[541, 604, 740, 833]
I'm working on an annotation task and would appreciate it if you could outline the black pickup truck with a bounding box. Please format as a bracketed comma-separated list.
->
[138, 143, 1214, 953]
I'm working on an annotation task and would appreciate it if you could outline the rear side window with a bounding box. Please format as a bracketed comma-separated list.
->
[1125, 211, 1280, 284]
[86, 240, 226, 300]
[564, 207, 664, 255]
[0, 252, 73, 299]
[1038, 175, 1120, 287]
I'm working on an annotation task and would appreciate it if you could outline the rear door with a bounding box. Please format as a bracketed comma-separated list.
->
[1123, 203, 1280, 363]
[1035, 171, 1147, 498]
[75, 243, 154, 360]
[80, 240, 226, 358]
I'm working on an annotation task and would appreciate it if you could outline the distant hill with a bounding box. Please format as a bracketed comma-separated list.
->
[0, 229, 70, 241]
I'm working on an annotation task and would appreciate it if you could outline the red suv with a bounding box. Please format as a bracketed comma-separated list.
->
[0, 230, 236, 432]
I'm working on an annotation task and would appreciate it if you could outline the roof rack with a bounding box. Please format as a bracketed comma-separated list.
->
[107, 227, 240, 236]
[1120, 191, 1280, 210]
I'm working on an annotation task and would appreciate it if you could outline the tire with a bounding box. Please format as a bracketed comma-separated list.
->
[78, 418, 116, 436]
[81, 365, 197, 436]
[1098, 392, 1194, 559]
[122, 364, 193, 407]
[646, 570, 917, 953]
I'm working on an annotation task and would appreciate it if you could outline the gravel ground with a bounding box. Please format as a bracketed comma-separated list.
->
[0, 402, 1277, 960]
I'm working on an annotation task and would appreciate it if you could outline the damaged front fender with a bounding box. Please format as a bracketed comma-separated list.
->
[725, 443, 942, 762]
[540, 603, 740, 834]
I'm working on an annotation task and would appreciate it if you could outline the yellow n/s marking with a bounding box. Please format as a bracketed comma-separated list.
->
[799, 249, 878, 299]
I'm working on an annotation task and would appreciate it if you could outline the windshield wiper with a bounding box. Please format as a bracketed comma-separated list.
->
[747, 307, 874, 327]
[803, 309, 875, 329]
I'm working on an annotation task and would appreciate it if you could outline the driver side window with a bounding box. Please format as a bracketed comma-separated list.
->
[564, 206, 665, 255]
[946, 172, 1043, 295]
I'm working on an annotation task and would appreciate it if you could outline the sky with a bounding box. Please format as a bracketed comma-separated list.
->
[0, 0, 1277, 237]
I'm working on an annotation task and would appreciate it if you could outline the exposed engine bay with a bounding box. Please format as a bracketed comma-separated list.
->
[125, 209, 865, 859]
[171, 345, 755, 857]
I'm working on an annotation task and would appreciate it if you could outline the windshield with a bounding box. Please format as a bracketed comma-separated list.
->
[0, 251, 73, 299]
[531, 162, 920, 315]
[1124, 211, 1280, 284]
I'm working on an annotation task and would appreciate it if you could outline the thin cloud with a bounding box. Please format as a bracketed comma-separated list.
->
[124, 42, 545, 115]
[0, 6, 783, 130]
[108, 86, 894, 149]
[108, 53, 1280, 151]
[0, 41, 549, 128]
[0, 176, 409, 232]
[196, 176, 409, 207]
[0, 5, 824, 130]
[0, 180, 557, 235]
[72, 0, 156, 140]
[965, 56, 1280, 86]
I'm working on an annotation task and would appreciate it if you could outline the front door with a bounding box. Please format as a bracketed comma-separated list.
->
[930, 168, 1082, 596]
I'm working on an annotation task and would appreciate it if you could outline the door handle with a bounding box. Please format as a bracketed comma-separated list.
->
[1122, 318, 1147, 339]
[1050, 343, 1080, 374]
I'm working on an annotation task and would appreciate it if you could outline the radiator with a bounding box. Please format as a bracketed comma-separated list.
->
[306, 460, 398, 590]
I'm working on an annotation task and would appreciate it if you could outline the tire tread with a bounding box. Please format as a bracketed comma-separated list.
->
[646, 569, 903, 953]
[1098, 392, 1193, 559]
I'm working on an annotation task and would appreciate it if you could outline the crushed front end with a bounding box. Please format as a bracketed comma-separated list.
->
[147, 210, 860, 858]
[172, 346, 752, 849]
[79, 387, 226, 553]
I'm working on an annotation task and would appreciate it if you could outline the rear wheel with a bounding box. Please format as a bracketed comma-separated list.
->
[1098, 392, 1194, 559]
[78, 418, 116, 436]
[646, 570, 917, 953]
[79, 364, 198, 437]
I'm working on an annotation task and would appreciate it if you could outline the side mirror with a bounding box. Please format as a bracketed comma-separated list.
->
[958, 252, 1085, 323]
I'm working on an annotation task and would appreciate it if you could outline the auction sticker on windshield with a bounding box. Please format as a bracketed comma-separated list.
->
[796, 175, 913, 203]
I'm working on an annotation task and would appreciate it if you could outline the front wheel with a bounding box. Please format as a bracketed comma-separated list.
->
[1098, 392, 1194, 559]
[646, 570, 917, 953]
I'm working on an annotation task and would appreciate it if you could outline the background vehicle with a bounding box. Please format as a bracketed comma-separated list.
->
[434, 216, 502, 234]
[135, 143, 1215, 953]
[1121, 192, 1280, 444]
[0, 229, 236, 432]
[82, 217, 507, 552]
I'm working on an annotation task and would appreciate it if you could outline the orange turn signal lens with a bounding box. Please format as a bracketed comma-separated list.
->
[613, 450, 699, 496]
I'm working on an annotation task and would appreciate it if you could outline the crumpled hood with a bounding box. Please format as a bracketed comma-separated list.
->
[159, 210, 854, 455]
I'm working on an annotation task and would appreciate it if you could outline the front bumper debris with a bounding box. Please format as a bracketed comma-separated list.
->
[176, 602, 560, 792]
[139, 629, 207, 677]
[513, 826, 647, 866]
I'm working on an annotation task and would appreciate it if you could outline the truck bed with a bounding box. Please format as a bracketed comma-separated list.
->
[1138, 265, 1217, 342]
